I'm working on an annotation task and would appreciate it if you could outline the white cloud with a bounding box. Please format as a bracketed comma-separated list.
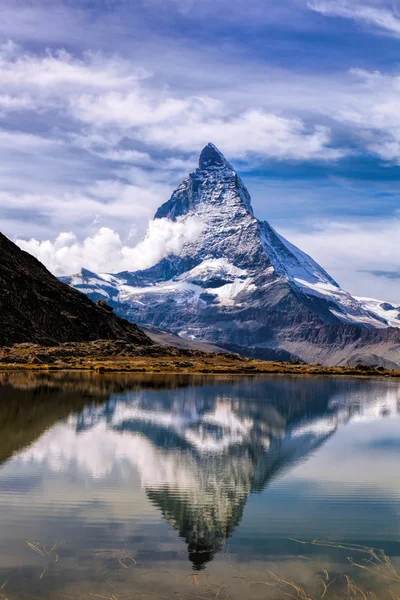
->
[63, 58, 400, 166]
[0, 42, 147, 93]
[326, 68, 400, 163]
[68, 87, 344, 161]
[92, 149, 152, 163]
[6, 40, 400, 179]
[69, 88, 343, 161]
[0, 43, 346, 164]
[308, 0, 400, 36]
[282, 218, 400, 302]
[140, 109, 344, 161]
[286, 219, 400, 271]
[0, 93, 34, 112]
[72, 91, 191, 128]
[0, 160, 176, 245]
[0, 129, 60, 150]
[16, 217, 203, 276]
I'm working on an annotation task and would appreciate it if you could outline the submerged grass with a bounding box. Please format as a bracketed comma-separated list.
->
[4, 539, 400, 600]
[25, 540, 65, 583]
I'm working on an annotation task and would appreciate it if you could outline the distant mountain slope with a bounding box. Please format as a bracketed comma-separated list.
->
[0, 232, 152, 347]
[139, 324, 228, 353]
[63, 144, 400, 367]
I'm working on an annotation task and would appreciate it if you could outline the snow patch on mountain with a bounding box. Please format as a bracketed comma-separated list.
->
[294, 279, 389, 327]
[260, 222, 338, 287]
[356, 297, 400, 329]
[181, 258, 248, 282]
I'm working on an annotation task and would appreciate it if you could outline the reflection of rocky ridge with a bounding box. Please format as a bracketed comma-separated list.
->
[2, 376, 400, 570]
[0, 375, 107, 466]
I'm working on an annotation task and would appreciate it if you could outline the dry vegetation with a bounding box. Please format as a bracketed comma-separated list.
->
[0, 340, 399, 377]
[6, 538, 400, 599]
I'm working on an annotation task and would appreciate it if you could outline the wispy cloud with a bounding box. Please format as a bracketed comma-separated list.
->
[0, 40, 397, 184]
[0, 43, 341, 163]
[283, 217, 400, 302]
[331, 68, 400, 164]
[139, 110, 344, 161]
[309, 1, 400, 36]
[0, 41, 147, 96]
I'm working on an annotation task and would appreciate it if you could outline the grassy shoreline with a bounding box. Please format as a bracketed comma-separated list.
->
[1, 354, 400, 377]
[1, 340, 399, 376]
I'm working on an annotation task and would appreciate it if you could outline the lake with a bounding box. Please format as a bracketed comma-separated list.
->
[0, 372, 399, 599]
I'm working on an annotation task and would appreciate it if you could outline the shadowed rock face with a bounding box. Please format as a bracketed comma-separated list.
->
[199, 143, 230, 170]
[0, 233, 153, 347]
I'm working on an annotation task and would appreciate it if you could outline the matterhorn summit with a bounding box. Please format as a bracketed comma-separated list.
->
[64, 144, 400, 367]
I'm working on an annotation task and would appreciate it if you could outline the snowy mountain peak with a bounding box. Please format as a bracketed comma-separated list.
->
[154, 143, 253, 221]
[199, 143, 233, 170]
[63, 145, 400, 366]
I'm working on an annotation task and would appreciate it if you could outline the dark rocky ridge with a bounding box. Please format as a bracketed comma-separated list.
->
[0, 233, 153, 347]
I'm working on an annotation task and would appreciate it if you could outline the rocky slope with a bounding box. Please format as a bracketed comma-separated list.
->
[0, 232, 152, 347]
[63, 144, 400, 367]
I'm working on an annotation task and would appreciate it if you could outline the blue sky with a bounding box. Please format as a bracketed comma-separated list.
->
[1, 0, 400, 300]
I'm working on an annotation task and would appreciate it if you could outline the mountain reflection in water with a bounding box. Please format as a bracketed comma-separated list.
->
[0, 372, 399, 574]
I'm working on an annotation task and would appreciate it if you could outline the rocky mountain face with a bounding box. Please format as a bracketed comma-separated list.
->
[0, 232, 152, 347]
[63, 144, 400, 367]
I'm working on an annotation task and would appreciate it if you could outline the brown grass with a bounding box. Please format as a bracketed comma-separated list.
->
[0, 351, 398, 378]
[4, 537, 400, 599]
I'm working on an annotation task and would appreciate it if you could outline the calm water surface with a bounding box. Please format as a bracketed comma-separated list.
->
[0, 372, 399, 599]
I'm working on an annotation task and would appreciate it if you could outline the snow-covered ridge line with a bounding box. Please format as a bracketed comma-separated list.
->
[356, 297, 400, 329]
